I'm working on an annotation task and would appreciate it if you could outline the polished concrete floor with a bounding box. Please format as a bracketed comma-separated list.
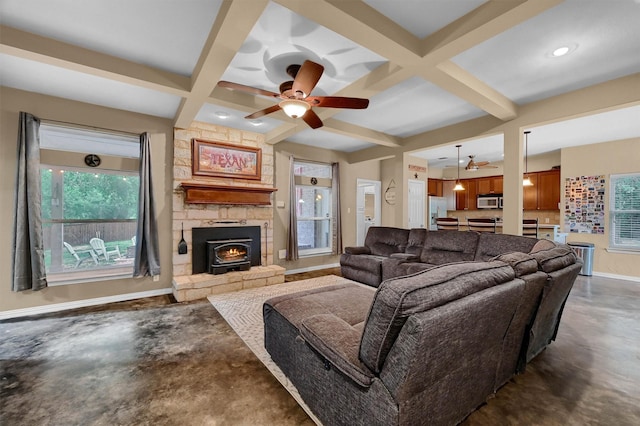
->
[1, 270, 639, 425]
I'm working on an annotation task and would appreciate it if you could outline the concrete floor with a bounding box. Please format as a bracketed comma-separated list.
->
[1, 271, 639, 425]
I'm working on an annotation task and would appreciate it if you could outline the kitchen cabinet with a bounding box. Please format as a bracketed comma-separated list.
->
[427, 178, 443, 196]
[455, 179, 477, 210]
[455, 170, 559, 211]
[523, 169, 560, 210]
[537, 170, 561, 210]
[476, 176, 503, 194]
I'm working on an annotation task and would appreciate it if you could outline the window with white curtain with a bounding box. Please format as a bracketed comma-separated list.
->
[294, 161, 333, 256]
[609, 173, 640, 251]
[39, 123, 140, 284]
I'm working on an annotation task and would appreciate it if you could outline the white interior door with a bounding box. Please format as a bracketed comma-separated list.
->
[356, 179, 381, 245]
[408, 179, 425, 229]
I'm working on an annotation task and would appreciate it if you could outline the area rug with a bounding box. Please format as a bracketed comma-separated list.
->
[207, 275, 356, 425]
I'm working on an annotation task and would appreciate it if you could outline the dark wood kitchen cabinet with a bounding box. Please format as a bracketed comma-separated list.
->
[476, 176, 503, 194]
[455, 179, 477, 210]
[427, 178, 443, 196]
[523, 169, 560, 210]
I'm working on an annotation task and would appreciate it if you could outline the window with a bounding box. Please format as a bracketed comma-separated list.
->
[39, 123, 140, 284]
[609, 173, 640, 251]
[294, 161, 333, 256]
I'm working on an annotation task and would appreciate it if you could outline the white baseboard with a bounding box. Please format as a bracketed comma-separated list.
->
[285, 263, 340, 276]
[0, 288, 173, 320]
[591, 271, 640, 283]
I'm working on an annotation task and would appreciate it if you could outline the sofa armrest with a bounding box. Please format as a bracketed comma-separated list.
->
[300, 314, 375, 387]
[389, 253, 420, 262]
[344, 246, 371, 255]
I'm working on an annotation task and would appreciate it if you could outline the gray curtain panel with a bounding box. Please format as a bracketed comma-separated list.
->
[12, 112, 48, 291]
[332, 162, 343, 255]
[286, 155, 299, 261]
[133, 132, 161, 277]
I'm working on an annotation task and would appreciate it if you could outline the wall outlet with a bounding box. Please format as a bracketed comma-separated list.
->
[545, 218, 550, 223]
[278, 249, 287, 259]
[276, 200, 285, 208]
[153, 275, 160, 282]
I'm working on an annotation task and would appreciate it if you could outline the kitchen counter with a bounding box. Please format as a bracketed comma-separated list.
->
[447, 222, 565, 242]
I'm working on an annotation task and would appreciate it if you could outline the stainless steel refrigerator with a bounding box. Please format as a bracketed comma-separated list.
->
[428, 196, 448, 230]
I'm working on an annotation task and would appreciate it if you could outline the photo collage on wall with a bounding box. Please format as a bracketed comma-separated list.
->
[564, 175, 606, 234]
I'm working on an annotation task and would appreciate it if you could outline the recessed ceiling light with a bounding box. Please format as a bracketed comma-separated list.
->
[215, 111, 230, 119]
[249, 119, 263, 126]
[548, 43, 578, 58]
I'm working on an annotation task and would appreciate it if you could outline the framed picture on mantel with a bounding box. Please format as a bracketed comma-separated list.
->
[192, 139, 262, 180]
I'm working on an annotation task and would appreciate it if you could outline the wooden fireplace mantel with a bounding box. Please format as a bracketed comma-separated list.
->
[180, 182, 277, 205]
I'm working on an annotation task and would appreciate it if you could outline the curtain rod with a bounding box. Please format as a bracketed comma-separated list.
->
[40, 118, 141, 138]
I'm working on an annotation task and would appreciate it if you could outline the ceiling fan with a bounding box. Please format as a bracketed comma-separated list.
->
[464, 155, 498, 171]
[217, 60, 369, 129]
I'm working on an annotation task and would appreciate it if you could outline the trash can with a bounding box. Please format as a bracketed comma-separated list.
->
[568, 242, 595, 276]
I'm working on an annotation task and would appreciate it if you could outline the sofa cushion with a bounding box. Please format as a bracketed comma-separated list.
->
[531, 245, 578, 273]
[493, 251, 539, 277]
[381, 258, 432, 281]
[420, 230, 479, 264]
[364, 226, 410, 256]
[359, 261, 516, 373]
[405, 228, 427, 256]
[300, 314, 375, 387]
[474, 232, 539, 261]
[530, 239, 557, 253]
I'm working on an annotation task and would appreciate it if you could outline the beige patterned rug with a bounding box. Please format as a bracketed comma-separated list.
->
[207, 275, 355, 425]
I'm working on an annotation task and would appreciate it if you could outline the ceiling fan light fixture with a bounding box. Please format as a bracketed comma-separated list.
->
[279, 99, 310, 118]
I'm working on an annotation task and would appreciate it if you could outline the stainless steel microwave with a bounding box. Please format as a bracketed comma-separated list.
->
[477, 195, 501, 209]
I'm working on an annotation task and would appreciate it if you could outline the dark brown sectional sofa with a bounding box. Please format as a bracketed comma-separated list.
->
[263, 226, 582, 425]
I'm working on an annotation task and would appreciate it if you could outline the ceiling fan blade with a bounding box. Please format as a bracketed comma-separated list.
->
[245, 104, 281, 119]
[306, 96, 369, 109]
[480, 165, 499, 169]
[302, 109, 323, 129]
[475, 161, 491, 167]
[292, 60, 324, 97]
[218, 81, 280, 99]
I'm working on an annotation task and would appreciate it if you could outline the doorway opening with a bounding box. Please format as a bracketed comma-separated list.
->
[356, 179, 381, 245]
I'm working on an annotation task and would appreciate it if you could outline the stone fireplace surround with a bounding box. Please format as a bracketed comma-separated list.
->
[172, 122, 284, 302]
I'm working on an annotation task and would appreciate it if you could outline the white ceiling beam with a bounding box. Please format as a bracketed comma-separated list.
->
[275, 0, 422, 65]
[174, 0, 270, 128]
[420, 0, 563, 63]
[0, 25, 190, 96]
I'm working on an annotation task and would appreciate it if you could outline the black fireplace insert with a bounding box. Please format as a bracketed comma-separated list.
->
[192, 226, 261, 274]
[207, 238, 251, 274]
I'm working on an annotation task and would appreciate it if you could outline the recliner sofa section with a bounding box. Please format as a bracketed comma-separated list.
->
[264, 238, 581, 425]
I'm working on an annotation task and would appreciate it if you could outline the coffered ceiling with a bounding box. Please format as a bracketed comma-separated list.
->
[1, 0, 639, 166]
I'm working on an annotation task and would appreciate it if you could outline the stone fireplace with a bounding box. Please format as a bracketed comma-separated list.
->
[171, 122, 284, 302]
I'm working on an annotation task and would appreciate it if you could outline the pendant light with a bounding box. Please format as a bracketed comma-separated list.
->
[453, 144, 465, 191]
[523, 131, 533, 186]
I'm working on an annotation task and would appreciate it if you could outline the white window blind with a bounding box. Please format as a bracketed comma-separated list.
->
[609, 173, 640, 251]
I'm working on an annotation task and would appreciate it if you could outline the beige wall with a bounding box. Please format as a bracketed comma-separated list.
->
[273, 141, 380, 270]
[561, 138, 640, 279]
[0, 87, 174, 313]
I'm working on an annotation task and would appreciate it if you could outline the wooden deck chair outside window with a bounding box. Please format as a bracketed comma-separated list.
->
[89, 238, 121, 262]
[436, 217, 460, 231]
[467, 217, 497, 233]
[523, 218, 539, 237]
[63, 242, 99, 268]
